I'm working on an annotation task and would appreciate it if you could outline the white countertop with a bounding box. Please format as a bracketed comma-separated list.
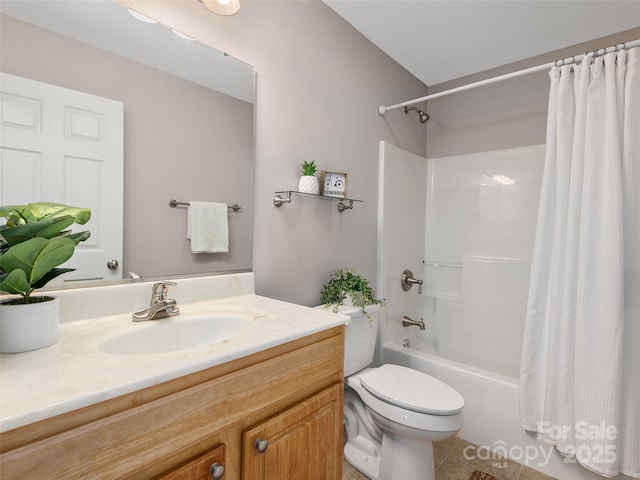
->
[0, 293, 347, 432]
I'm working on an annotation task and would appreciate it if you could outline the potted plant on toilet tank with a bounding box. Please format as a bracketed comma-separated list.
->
[0, 202, 91, 353]
[321, 268, 384, 318]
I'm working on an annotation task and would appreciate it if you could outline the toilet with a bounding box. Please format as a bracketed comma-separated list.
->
[317, 304, 464, 480]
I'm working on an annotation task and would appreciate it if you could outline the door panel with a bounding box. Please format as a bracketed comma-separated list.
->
[0, 73, 123, 282]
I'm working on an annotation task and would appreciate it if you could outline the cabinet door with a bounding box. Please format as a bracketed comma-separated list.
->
[157, 444, 226, 480]
[242, 383, 343, 480]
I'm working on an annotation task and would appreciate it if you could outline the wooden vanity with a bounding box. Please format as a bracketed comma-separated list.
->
[0, 326, 345, 479]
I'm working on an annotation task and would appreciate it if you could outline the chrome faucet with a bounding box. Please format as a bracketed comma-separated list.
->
[132, 281, 180, 321]
[402, 315, 425, 330]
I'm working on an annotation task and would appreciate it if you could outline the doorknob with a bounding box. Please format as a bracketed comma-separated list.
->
[107, 259, 119, 270]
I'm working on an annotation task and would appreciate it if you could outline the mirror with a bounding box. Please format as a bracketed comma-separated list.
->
[0, 1, 255, 285]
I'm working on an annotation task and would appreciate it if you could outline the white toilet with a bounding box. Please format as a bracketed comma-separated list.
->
[319, 304, 464, 480]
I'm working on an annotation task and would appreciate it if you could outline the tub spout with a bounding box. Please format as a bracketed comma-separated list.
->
[402, 315, 425, 330]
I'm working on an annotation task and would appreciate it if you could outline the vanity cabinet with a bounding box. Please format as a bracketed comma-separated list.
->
[0, 326, 344, 479]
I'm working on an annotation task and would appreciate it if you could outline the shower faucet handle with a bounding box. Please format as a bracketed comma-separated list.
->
[401, 269, 423, 294]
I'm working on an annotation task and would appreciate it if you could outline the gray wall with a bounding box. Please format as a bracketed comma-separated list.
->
[427, 27, 640, 158]
[121, 0, 428, 305]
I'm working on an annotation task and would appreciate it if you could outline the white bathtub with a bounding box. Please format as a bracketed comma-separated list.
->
[382, 342, 617, 480]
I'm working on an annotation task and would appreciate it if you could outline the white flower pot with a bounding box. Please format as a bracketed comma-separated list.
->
[342, 292, 363, 307]
[0, 296, 59, 353]
[298, 175, 319, 194]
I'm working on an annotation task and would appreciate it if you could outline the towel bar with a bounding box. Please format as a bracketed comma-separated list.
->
[169, 199, 241, 212]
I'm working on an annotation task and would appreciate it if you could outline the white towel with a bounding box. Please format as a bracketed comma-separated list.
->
[188, 201, 229, 253]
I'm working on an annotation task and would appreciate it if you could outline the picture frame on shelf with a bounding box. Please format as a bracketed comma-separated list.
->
[321, 171, 347, 198]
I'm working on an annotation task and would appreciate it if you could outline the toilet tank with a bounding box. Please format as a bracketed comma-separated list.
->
[315, 304, 380, 376]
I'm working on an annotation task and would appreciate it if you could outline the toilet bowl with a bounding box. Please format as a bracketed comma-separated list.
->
[317, 304, 464, 480]
[345, 364, 463, 480]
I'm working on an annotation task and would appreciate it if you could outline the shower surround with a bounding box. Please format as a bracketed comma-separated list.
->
[376, 141, 632, 479]
[377, 141, 544, 377]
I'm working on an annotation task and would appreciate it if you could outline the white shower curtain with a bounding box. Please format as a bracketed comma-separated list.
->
[520, 47, 640, 478]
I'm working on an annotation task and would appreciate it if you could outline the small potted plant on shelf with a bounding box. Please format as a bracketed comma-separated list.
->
[0, 202, 91, 353]
[298, 160, 319, 194]
[321, 268, 384, 319]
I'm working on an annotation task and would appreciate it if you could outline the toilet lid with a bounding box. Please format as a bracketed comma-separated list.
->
[360, 364, 464, 415]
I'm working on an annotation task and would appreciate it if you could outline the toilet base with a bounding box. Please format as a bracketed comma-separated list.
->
[379, 432, 435, 480]
[344, 386, 451, 480]
[344, 441, 381, 480]
[344, 399, 439, 480]
[344, 431, 437, 480]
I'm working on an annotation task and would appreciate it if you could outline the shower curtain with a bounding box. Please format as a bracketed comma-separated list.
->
[520, 47, 639, 478]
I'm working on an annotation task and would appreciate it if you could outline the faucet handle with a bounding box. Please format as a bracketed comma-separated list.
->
[151, 281, 177, 302]
[401, 269, 423, 294]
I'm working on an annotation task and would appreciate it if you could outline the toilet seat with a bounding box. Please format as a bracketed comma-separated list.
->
[360, 364, 464, 415]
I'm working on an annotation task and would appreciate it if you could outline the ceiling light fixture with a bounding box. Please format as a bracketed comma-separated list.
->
[199, 0, 240, 16]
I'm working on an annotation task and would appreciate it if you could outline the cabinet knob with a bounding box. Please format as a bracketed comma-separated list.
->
[209, 462, 225, 479]
[254, 437, 269, 453]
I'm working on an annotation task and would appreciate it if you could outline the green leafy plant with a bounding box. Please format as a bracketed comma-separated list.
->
[301, 160, 318, 176]
[321, 268, 384, 317]
[0, 202, 91, 304]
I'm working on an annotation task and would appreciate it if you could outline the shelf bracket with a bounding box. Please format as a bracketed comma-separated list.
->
[337, 200, 354, 212]
[273, 191, 292, 207]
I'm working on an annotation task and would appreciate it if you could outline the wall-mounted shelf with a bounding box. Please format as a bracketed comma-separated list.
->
[273, 191, 363, 212]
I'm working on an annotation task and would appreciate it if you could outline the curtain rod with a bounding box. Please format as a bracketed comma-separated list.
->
[378, 38, 640, 116]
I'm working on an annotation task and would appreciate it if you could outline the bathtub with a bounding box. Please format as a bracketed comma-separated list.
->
[382, 342, 613, 480]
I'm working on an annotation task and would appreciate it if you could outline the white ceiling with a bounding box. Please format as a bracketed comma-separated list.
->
[323, 0, 640, 86]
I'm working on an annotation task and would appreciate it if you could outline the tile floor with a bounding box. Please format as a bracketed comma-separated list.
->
[342, 436, 558, 480]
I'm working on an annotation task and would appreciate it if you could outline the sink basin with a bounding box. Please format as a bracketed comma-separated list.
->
[64, 306, 268, 356]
